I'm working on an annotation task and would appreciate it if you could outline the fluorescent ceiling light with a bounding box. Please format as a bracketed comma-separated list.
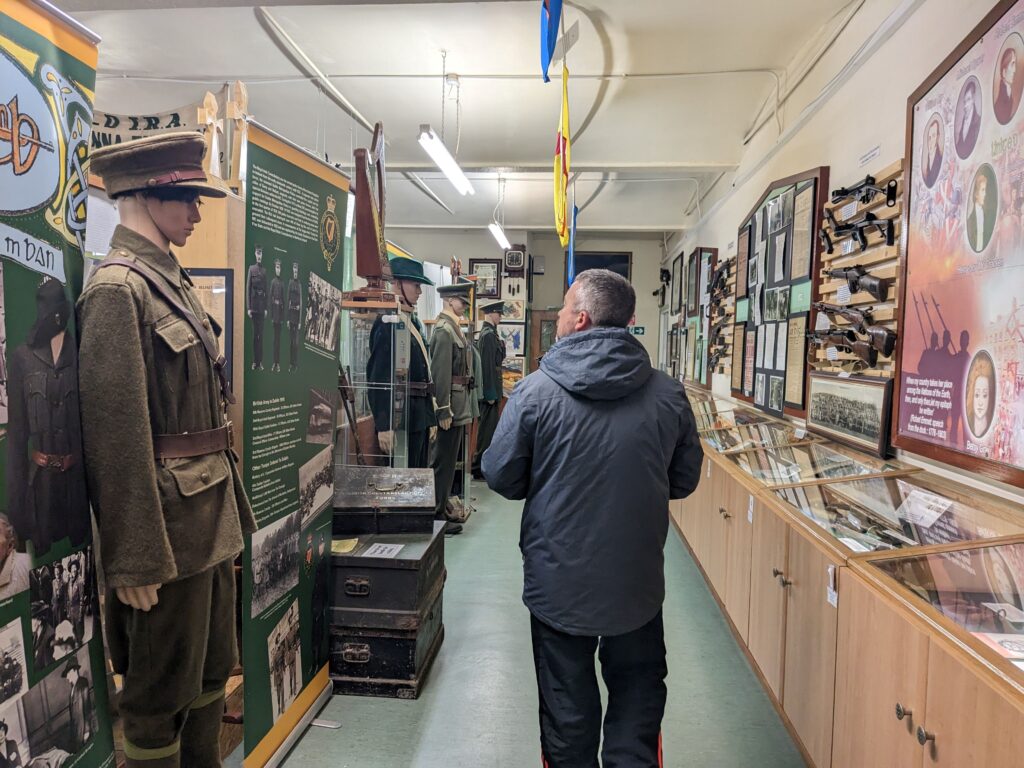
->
[418, 124, 474, 196]
[488, 221, 512, 250]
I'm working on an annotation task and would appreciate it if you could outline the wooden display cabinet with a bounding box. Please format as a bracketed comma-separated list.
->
[747, 498, 789, 698]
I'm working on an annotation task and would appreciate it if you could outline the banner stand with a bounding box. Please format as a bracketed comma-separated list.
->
[259, 678, 332, 768]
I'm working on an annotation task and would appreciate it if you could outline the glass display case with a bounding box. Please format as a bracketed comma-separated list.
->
[872, 541, 1024, 682]
[723, 442, 914, 488]
[703, 421, 820, 454]
[339, 305, 411, 467]
[695, 408, 775, 432]
[774, 473, 1024, 552]
[691, 398, 751, 419]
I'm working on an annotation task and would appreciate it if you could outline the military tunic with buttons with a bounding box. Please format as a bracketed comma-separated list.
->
[77, 225, 256, 765]
[429, 309, 473, 515]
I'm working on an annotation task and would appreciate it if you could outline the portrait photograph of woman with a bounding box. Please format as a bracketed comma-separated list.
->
[966, 350, 997, 439]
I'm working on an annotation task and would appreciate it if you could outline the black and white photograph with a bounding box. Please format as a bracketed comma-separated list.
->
[765, 288, 779, 322]
[777, 286, 791, 320]
[0, 514, 30, 601]
[268, 599, 302, 723]
[304, 271, 342, 355]
[0, 618, 26, 708]
[29, 550, 95, 672]
[0, 696, 30, 767]
[21, 646, 96, 759]
[769, 375, 785, 412]
[305, 388, 336, 445]
[299, 445, 334, 529]
[807, 372, 893, 457]
[251, 511, 300, 617]
[754, 373, 766, 407]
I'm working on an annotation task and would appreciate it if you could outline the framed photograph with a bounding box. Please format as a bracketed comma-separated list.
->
[894, 0, 1024, 487]
[808, 372, 893, 458]
[754, 373, 767, 406]
[186, 268, 234, 385]
[769, 375, 785, 413]
[498, 323, 526, 356]
[731, 326, 745, 391]
[686, 252, 699, 315]
[502, 357, 525, 396]
[479, 299, 526, 323]
[469, 258, 502, 299]
[736, 225, 750, 299]
[671, 254, 683, 314]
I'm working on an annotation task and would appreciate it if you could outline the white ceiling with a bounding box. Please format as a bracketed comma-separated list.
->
[71, 0, 855, 234]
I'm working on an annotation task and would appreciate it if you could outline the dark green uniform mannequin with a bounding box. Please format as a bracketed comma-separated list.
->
[472, 303, 506, 478]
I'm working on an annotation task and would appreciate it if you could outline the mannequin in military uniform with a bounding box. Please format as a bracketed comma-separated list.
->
[246, 247, 267, 370]
[269, 259, 285, 372]
[430, 280, 474, 534]
[6, 278, 89, 558]
[472, 300, 506, 479]
[287, 262, 302, 372]
[366, 254, 437, 468]
[80, 132, 256, 768]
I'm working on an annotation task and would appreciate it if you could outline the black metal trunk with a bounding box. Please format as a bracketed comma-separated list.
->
[333, 466, 436, 534]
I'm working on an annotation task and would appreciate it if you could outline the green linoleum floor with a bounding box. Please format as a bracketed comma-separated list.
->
[264, 484, 806, 767]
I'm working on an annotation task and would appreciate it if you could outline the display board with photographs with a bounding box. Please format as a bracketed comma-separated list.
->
[896, 0, 1024, 485]
[732, 170, 827, 417]
[0, 6, 115, 766]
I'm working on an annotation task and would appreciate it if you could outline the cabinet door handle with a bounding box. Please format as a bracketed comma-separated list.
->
[718, 507, 727, 516]
[722, 512, 732, 520]
[772, 568, 784, 578]
[917, 726, 935, 746]
[778, 576, 792, 587]
[895, 703, 912, 721]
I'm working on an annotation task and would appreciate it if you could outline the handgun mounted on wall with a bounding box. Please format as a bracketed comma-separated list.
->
[812, 302, 897, 357]
[820, 210, 895, 254]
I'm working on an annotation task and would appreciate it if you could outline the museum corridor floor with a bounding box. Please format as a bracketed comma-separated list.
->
[252, 485, 804, 767]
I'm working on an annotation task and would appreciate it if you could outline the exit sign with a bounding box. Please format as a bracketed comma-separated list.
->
[629, 326, 646, 336]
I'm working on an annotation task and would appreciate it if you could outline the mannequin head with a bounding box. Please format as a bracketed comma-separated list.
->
[117, 188, 202, 251]
[446, 296, 469, 317]
[395, 278, 423, 309]
[484, 309, 502, 325]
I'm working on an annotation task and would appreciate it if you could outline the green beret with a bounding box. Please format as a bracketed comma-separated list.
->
[91, 131, 227, 199]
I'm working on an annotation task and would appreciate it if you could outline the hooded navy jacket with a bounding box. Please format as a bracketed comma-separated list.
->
[482, 327, 703, 636]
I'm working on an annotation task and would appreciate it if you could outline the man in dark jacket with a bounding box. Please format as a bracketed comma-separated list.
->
[483, 269, 703, 768]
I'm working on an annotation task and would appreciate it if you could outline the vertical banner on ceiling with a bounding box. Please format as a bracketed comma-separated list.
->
[241, 122, 348, 767]
[0, 2, 116, 766]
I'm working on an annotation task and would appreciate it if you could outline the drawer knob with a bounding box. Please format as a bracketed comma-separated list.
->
[719, 507, 727, 516]
[917, 726, 935, 746]
[778, 576, 792, 587]
[895, 703, 912, 721]
[722, 512, 732, 520]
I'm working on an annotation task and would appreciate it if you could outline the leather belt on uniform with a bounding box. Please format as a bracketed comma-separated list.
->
[451, 376, 472, 386]
[408, 382, 435, 398]
[153, 423, 233, 460]
[32, 451, 75, 472]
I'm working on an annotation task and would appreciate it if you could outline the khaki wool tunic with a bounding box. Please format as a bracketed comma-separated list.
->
[77, 226, 256, 589]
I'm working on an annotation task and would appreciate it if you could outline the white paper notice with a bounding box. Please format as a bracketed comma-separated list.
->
[747, 495, 754, 524]
[826, 346, 840, 361]
[897, 489, 953, 529]
[756, 326, 765, 367]
[836, 283, 852, 305]
[764, 323, 777, 367]
[776, 321, 788, 369]
[774, 232, 787, 283]
[363, 543, 405, 558]
[840, 201, 859, 220]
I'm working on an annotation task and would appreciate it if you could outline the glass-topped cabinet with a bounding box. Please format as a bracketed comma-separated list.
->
[869, 540, 1024, 683]
[722, 442, 915, 488]
[702, 421, 820, 454]
[774, 473, 1024, 553]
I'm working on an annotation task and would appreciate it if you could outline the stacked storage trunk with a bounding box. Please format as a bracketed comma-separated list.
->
[330, 466, 445, 698]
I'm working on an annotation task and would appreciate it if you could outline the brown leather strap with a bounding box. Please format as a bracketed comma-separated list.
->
[95, 257, 235, 404]
[147, 169, 207, 187]
[32, 451, 75, 472]
[451, 376, 471, 386]
[153, 424, 232, 460]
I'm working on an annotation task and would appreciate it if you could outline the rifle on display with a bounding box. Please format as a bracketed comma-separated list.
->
[806, 328, 879, 368]
[820, 210, 896, 254]
[827, 264, 890, 302]
[338, 364, 367, 466]
[830, 175, 899, 207]
[812, 302, 898, 357]
[709, 314, 731, 341]
[709, 261, 730, 296]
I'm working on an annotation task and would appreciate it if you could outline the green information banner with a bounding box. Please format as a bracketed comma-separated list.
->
[241, 123, 349, 765]
[0, 2, 115, 765]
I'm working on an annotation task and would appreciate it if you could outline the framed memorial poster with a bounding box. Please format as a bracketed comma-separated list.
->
[785, 315, 808, 407]
[736, 225, 750, 299]
[469, 258, 502, 298]
[896, 0, 1024, 484]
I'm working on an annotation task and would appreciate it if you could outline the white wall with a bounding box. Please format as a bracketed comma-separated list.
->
[668, 0, 1024, 503]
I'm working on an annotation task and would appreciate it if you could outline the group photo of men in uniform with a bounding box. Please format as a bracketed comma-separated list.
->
[250, 511, 300, 617]
[298, 446, 334, 529]
[267, 601, 301, 722]
[29, 551, 94, 671]
[0, 619, 25, 708]
[304, 272, 342, 354]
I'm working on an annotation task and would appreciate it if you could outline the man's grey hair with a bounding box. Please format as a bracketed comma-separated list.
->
[572, 269, 635, 328]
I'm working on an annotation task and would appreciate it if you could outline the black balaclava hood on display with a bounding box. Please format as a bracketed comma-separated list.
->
[27, 278, 71, 348]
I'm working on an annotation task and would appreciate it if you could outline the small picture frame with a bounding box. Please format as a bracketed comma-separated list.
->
[807, 372, 893, 458]
[671, 254, 683, 315]
[498, 323, 526, 356]
[469, 258, 502, 299]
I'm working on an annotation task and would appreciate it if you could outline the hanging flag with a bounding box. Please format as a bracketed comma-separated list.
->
[567, 204, 579, 287]
[554, 65, 571, 248]
[540, 0, 563, 83]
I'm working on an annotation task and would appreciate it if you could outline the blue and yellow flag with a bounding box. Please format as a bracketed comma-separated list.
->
[554, 64, 571, 247]
[540, 0, 563, 82]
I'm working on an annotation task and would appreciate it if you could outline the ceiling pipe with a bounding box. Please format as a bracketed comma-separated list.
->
[254, 6, 453, 214]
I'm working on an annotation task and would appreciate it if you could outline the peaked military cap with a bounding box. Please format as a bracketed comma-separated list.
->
[389, 254, 434, 286]
[478, 299, 505, 314]
[91, 131, 227, 199]
[437, 278, 473, 298]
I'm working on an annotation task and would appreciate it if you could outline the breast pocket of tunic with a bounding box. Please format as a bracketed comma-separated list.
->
[154, 317, 204, 389]
[24, 371, 49, 432]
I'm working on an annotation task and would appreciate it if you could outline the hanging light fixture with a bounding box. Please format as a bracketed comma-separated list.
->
[489, 175, 511, 250]
[418, 124, 474, 196]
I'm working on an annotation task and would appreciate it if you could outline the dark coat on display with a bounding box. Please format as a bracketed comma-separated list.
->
[366, 310, 436, 434]
[476, 322, 505, 402]
[482, 327, 703, 636]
